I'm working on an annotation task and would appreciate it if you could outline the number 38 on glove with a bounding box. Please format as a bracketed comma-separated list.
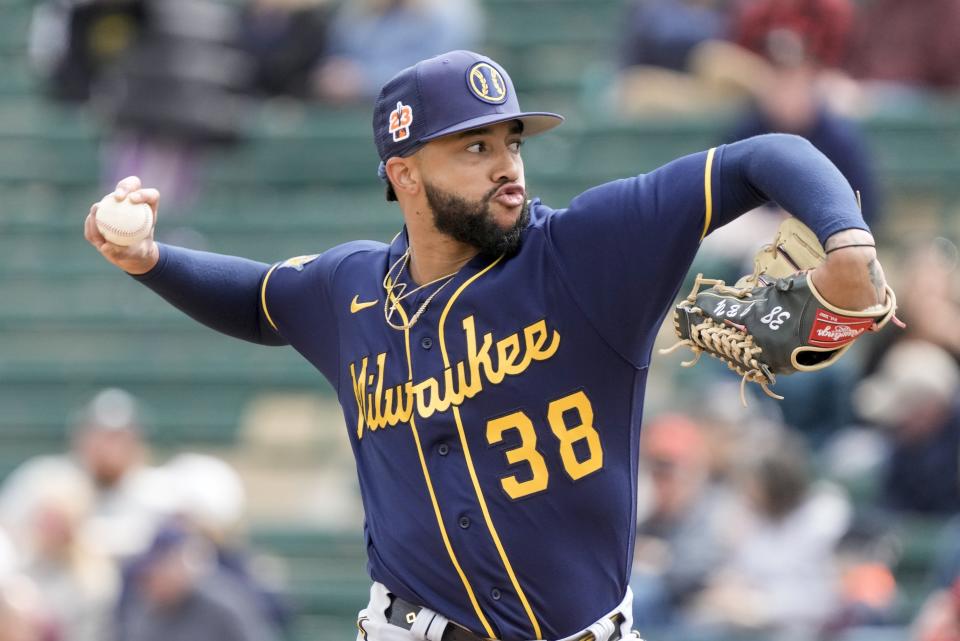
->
[662, 219, 899, 405]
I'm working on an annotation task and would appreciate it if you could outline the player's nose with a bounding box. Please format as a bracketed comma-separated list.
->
[490, 146, 522, 185]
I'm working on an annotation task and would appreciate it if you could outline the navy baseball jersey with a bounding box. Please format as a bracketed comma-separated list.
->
[133, 130, 867, 640]
[260, 150, 719, 640]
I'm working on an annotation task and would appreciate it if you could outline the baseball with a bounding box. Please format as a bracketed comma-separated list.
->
[95, 194, 154, 246]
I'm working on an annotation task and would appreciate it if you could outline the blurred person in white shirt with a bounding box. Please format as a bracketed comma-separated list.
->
[0, 389, 173, 561]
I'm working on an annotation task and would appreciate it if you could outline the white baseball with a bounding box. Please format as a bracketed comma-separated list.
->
[95, 194, 154, 246]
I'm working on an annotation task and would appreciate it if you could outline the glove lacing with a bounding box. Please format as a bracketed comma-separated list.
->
[660, 275, 784, 406]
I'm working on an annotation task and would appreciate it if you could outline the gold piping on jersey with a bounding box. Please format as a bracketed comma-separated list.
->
[260, 263, 281, 331]
[388, 285, 497, 639]
[438, 255, 544, 640]
[700, 147, 717, 241]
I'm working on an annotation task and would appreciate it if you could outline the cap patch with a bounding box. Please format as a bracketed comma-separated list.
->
[388, 101, 414, 142]
[467, 62, 507, 104]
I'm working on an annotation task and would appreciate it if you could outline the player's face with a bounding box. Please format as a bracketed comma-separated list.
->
[418, 120, 528, 256]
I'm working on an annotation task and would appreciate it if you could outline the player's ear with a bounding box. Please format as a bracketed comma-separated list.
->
[385, 157, 419, 199]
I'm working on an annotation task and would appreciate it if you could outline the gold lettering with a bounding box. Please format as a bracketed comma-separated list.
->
[383, 381, 413, 427]
[349, 358, 368, 440]
[463, 316, 494, 390]
[524, 320, 560, 361]
[349, 318, 562, 439]
[497, 333, 523, 376]
[413, 376, 440, 419]
[370, 353, 388, 430]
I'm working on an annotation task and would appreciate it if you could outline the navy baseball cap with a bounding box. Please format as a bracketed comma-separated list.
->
[373, 50, 564, 174]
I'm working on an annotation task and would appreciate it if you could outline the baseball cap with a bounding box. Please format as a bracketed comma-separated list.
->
[373, 50, 564, 173]
[854, 340, 960, 427]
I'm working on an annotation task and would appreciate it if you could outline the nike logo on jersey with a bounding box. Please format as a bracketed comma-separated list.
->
[351, 295, 379, 313]
[349, 316, 560, 439]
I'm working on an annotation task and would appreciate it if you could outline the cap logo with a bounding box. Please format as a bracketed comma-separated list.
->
[388, 101, 413, 142]
[467, 62, 507, 104]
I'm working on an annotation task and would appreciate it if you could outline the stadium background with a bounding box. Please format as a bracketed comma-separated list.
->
[1, 0, 959, 640]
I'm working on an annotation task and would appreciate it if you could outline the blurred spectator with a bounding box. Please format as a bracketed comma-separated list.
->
[619, 0, 730, 73]
[238, 0, 334, 98]
[117, 524, 278, 641]
[615, 0, 762, 117]
[692, 431, 850, 639]
[731, 0, 855, 69]
[631, 414, 736, 628]
[887, 239, 960, 361]
[931, 517, 960, 594]
[28, 0, 146, 103]
[18, 474, 117, 641]
[913, 579, 960, 641]
[914, 518, 960, 637]
[855, 340, 960, 515]
[313, 0, 483, 103]
[29, 0, 253, 210]
[164, 454, 290, 633]
[847, 0, 960, 93]
[94, 0, 254, 210]
[0, 388, 172, 561]
[0, 574, 57, 641]
[727, 29, 879, 225]
[829, 516, 899, 630]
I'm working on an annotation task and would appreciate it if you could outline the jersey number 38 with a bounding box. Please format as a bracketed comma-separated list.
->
[486, 391, 604, 500]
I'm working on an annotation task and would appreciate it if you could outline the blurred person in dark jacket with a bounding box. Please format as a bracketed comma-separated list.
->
[95, 0, 254, 210]
[238, 0, 334, 98]
[118, 524, 277, 641]
[164, 454, 290, 634]
[855, 340, 960, 515]
[29, 0, 146, 103]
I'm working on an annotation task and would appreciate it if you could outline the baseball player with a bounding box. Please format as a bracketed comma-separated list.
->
[85, 50, 889, 641]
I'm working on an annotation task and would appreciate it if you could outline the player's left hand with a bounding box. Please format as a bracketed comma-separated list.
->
[810, 228, 888, 311]
[661, 219, 899, 404]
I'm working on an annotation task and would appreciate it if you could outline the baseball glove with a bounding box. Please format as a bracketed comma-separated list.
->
[661, 219, 899, 405]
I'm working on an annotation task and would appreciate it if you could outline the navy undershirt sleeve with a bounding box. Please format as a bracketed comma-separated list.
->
[132, 244, 287, 346]
[713, 133, 870, 242]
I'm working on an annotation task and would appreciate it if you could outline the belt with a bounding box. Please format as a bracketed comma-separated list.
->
[386, 595, 624, 641]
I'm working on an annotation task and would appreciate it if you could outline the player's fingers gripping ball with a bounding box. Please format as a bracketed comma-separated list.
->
[95, 193, 154, 246]
[662, 219, 899, 405]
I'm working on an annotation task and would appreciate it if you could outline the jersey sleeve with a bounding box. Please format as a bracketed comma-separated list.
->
[259, 252, 340, 383]
[544, 149, 718, 367]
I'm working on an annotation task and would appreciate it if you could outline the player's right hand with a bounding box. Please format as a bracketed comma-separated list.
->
[84, 176, 161, 275]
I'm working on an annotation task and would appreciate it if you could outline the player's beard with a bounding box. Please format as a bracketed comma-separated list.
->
[425, 181, 529, 258]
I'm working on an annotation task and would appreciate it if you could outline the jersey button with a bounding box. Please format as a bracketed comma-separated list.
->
[437, 443, 450, 456]
[458, 516, 470, 529]
[490, 588, 502, 601]
[420, 336, 433, 350]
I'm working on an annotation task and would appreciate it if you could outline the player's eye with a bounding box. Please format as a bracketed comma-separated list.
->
[466, 142, 486, 153]
[508, 140, 523, 153]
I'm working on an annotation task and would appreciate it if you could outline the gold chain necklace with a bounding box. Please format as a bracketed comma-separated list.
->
[382, 248, 458, 330]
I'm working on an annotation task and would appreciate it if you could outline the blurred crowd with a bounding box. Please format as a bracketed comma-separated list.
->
[0, 389, 289, 641]
[618, 7, 960, 637]
[27, 0, 483, 208]
[634, 233, 960, 641]
[13, 1, 960, 640]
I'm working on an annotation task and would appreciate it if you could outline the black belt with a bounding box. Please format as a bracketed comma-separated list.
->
[386, 595, 624, 641]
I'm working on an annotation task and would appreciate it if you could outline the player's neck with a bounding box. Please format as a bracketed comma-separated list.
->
[406, 231, 477, 285]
